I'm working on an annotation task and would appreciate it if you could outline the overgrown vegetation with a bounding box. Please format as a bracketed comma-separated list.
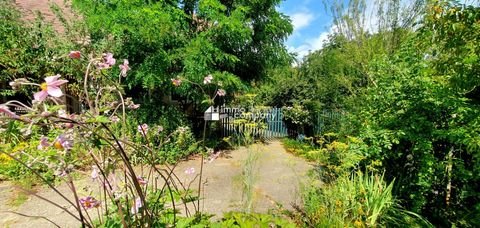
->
[275, 0, 480, 226]
[70, 0, 293, 133]
[301, 172, 431, 227]
[1, 0, 480, 226]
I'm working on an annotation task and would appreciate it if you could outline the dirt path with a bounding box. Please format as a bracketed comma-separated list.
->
[0, 140, 312, 227]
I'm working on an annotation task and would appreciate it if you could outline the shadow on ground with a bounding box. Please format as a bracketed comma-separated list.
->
[0, 140, 312, 227]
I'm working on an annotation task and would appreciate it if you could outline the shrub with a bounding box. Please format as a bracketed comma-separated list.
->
[283, 135, 365, 183]
[213, 212, 296, 228]
[300, 172, 431, 227]
[158, 126, 199, 164]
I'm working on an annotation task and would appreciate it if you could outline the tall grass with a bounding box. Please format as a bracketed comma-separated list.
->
[301, 172, 432, 227]
[241, 146, 259, 214]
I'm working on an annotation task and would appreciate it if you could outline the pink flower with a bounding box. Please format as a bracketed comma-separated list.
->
[37, 136, 50, 150]
[91, 166, 99, 180]
[128, 104, 140, 110]
[53, 134, 73, 150]
[0, 104, 19, 119]
[119, 59, 130, 77]
[105, 53, 116, 66]
[137, 124, 149, 136]
[40, 111, 52, 117]
[157, 126, 164, 133]
[131, 197, 143, 214]
[110, 116, 120, 123]
[55, 169, 68, 178]
[9, 78, 29, 90]
[97, 53, 116, 69]
[216, 89, 226, 97]
[33, 75, 68, 102]
[65, 117, 75, 128]
[58, 110, 75, 128]
[68, 51, 81, 59]
[203, 74, 213, 84]
[137, 176, 147, 185]
[79, 196, 100, 209]
[171, 78, 182, 87]
[58, 109, 67, 118]
[185, 167, 195, 175]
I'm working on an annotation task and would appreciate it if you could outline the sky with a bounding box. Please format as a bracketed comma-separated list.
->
[278, 0, 336, 60]
[278, 0, 478, 60]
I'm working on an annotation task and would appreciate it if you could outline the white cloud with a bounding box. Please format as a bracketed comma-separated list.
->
[289, 25, 336, 61]
[308, 30, 331, 51]
[290, 12, 314, 30]
[288, 44, 311, 61]
[288, 0, 440, 62]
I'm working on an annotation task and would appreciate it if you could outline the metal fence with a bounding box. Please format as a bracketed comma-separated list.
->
[220, 107, 345, 139]
[313, 109, 345, 135]
[221, 107, 287, 139]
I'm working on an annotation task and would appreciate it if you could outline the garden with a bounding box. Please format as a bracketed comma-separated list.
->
[0, 0, 479, 227]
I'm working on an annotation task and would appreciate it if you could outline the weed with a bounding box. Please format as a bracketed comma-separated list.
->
[241, 144, 260, 214]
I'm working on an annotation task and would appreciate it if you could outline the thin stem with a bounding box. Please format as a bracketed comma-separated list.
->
[181, 79, 208, 96]
[109, 103, 124, 118]
[89, 153, 128, 228]
[118, 72, 122, 84]
[150, 165, 177, 224]
[196, 120, 207, 214]
[94, 87, 107, 115]
[2, 211, 61, 227]
[113, 89, 127, 137]
[4, 100, 35, 111]
[68, 176, 89, 227]
[83, 59, 100, 112]
[100, 123, 150, 221]
[16, 187, 82, 224]
[18, 82, 41, 87]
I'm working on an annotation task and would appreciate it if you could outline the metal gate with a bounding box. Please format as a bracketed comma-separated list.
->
[221, 107, 287, 139]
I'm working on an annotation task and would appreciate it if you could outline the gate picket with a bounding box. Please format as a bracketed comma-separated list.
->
[220, 107, 287, 139]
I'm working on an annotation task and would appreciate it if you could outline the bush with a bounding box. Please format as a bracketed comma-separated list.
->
[0, 120, 91, 182]
[283, 134, 366, 183]
[158, 126, 199, 164]
[300, 172, 430, 227]
[212, 212, 296, 227]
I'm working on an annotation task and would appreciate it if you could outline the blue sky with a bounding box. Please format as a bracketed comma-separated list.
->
[278, 0, 478, 59]
[278, 0, 335, 59]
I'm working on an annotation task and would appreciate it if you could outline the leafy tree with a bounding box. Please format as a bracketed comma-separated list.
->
[261, 0, 480, 226]
[0, 1, 91, 108]
[72, 0, 293, 116]
[259, 0, 425, 136]
[0, 2, 59, 100]
[345, 1, 480, 226]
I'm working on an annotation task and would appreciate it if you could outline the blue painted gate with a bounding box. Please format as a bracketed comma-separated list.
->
[221, 107, 288, 139]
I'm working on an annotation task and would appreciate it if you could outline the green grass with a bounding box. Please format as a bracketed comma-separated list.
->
[301, 172, 432, 227]
[282, 138, 316, 159]
[241, 145, 260, 214]
[9, 192, 29, 207]
[7, 176, 38, 207]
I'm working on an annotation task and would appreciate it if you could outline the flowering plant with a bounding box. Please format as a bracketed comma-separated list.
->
[283, 103, 311, 125]
[0, 52, 204, 227]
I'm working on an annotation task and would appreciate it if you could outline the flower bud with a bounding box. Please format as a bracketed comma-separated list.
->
[9, 78, 30, 90]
